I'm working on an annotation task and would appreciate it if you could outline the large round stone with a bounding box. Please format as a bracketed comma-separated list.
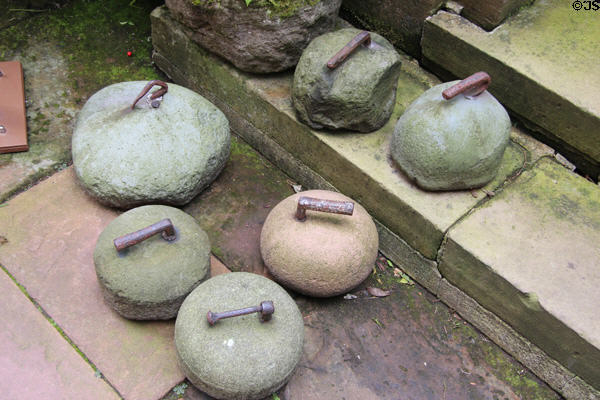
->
[72, 81, 230, 209]
[94, 205, 210, 320]
[292, 28, 402, 132]
[175, 272, 304, 400]
[390, 81, 511, 191]
[260, 190, 378, 297]
[165, 0, 342, 74]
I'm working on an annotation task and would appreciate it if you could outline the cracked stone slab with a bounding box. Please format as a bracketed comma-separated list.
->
[0, 270, 120, 400]
[439, 157, 600, 390]
[422, 1, 600, 177]
[151, 6, 526, 259]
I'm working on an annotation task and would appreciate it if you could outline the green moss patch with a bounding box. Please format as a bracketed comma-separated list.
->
[191, 0, 321, 18]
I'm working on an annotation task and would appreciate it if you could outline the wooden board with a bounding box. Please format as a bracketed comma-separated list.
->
[0, 61, 28, 153]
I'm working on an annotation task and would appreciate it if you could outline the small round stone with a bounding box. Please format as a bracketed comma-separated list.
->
[72, 81, 230, 209]
[260, 190, 379, 297]
[94, 205, 210, 320]
[292, 28, 402, 132]
[175, 272, 304, 400]
[390, 81, 511, 191]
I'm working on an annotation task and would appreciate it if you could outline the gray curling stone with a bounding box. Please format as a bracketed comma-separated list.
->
[72, 80, 230, 209]
[94, 205, 210, 320]
[390, 72, 511, 191]
[175, 272, 304, 400]
[292, 28, 402, 132]
[260, 190, 379, 297]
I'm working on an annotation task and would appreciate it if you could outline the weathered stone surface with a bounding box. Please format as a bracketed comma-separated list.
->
[282, 273, 561, 400]
[164, 0, 342, 74]
[391, 80, 511, 190]
[0, 41, 78, 203]
[459, 0, 534, 30]
[341, 0, 443, 58]
[72, 81, 230, 209]
[439, 157, 600, 390]
[152, 6, 525, 259]
[175, 272, 304, 400]
[422, 1, 600, 178]
[0, 271, 120, 400]
[94, 205, 211, 320]
[260, 190, 378, 297]
[292, 28, 401, 132]
[436, 278, 600, 400]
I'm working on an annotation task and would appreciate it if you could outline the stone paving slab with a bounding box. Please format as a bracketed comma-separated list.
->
[0, 269, 120, 400]
[0, 167, 184, 400]
[440, 157, 600, 390]
[151, 6, 526, 260]
[422, 0, 600, 178]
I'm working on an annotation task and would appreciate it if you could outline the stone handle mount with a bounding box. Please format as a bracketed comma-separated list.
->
[131, 80, 169, 109]
[442, 71, 491, 100]
[295, 196, 354, 222]
[326, 31, 371, 70]
[113, 218, 177, 251]
[207, 301, 275, 326]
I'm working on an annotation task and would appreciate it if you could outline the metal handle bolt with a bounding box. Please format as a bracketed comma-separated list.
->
[131, 80, 169, 109]
[327, 31, 371, 70]
[113, 218, 177, 251]
[295, 196, 354, 222]
[207, 300, 275, 326]
[442, 71, 491, 100]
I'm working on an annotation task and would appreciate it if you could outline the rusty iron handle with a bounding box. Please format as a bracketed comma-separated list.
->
[442, 72, 491, 100]
[207, 300, 274, 326]
[295, 196, 354, 222]
[113, 218, 177, 251]
[131, 80, 169, 110]
[326, 31, 371, 70]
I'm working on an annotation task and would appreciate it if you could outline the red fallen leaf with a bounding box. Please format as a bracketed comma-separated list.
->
[367, 287, 391, 297]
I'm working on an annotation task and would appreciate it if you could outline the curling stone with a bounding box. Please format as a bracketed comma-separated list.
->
[260, 190, 378, 297]
[175, 272, 304, 400]
[72, 80, 230, 208]
[390, 72, 511, 191]
[293, 28, 402, 132]
[94, 205, 210, 319]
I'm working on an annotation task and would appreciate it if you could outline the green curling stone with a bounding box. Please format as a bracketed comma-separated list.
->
[94, 205, 210, 320]
[390, 72, 511, 191]
[175, 272, 304, 400]
[72, 80, 230, 208]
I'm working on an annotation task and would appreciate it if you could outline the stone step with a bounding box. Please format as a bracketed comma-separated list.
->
[151, 6, 600, 398]
[440, 157, 600, 390]
[422, 0, 600, 179]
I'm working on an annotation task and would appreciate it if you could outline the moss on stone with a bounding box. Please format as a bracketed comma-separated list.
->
[191, 0, 321, 18]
